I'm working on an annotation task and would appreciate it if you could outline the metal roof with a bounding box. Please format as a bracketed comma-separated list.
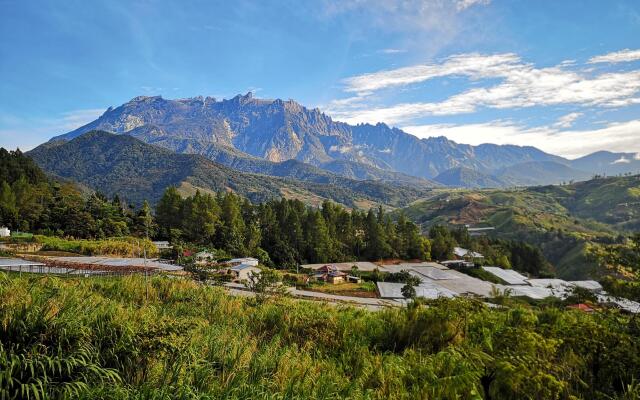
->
[569, 280, 603, 291]
[230, 264, 259, 271]
[454, 247, 484, 258]
[411, 267, 460, 280]
[526, 279, 570, 289]
[376, 281, 456, 299]
[597, 295, 640, 313]
[507, 285, 556, 299]
[0, 258, 45, 268]
[482, 266, 528, 285]
[48, 257, 183, 271]
[301, 261, 379, 271]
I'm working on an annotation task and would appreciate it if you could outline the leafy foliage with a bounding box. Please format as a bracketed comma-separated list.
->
[2, 274, 638, 399]
[157, 189, 430, 267]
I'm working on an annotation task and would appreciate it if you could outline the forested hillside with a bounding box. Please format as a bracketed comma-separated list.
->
[28, 131, 433, 208]
[399, 175, 640, 279]
[0, 147, 157, 237]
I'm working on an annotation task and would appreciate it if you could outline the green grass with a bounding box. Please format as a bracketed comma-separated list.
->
[34, 235, 159, 258]
[1, 273, 639, 399]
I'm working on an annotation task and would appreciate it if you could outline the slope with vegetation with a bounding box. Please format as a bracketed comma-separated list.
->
[28, 131, 433, 208]
[400, 175, 640, 279]
[48, 93, 640, 188]
[1, 274, 639, 399]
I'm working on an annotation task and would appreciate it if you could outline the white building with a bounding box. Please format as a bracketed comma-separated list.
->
[195, 251, 216, 265]
[228, 257, 259, 267]
[454, 247, 484, 259]
[0, 227, 10, 238]
[152, 241, 172, 250]
[230, 264, 261, 282]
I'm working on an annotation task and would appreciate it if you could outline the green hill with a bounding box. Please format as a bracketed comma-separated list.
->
[400, 175, 640, 279]
[28, 131, 432, 208]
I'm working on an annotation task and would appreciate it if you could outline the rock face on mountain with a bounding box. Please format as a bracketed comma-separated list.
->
[30, 131, 432, 207]
[52, 93, 640, 187]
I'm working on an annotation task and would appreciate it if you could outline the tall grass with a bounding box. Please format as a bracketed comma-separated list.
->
[0, 272, 638, 399]
[34, 236, 159, 258]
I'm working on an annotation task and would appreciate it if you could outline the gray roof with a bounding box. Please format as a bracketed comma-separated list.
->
[506, 285, 556, 299]
[376, 281, 456, 299]
[482, 266, 528, 285]
[230, 264, 259, 272]
[569, 280, 603, 291]
[597, 295, 640, 313]
[48, 257, 183, 271]
[410, 267, 460, 280]
[0, 258, 45, 268]
[527, 279, 570, 289]
[301, 261, 379, 271]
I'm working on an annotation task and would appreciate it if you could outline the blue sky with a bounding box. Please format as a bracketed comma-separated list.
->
[1, 0, 640, 158]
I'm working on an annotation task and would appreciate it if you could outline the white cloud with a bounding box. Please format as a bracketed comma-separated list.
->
[0, 108, 105, 151]
[612, 156, 631, 164]
[455, 0, 490, 11]
[588, 49, 640, 64]
[331, 52, 640, 124]
[553, 112, 583, 128]
[403, 119, 640, 159]
[379, 48, 406, 54]
[343, 53, 521, 94]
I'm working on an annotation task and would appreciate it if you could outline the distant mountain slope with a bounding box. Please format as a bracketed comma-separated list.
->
[434, 167, 506, 188]
[495, 161, 592, 186]
[398, 174, 640, 279]
[570, 151, 640, 176]
[29, 131, 432, 208]
[51, 94, 615, 188]
[122, 125, 437, 189]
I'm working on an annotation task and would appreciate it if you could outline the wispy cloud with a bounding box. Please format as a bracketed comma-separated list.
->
[588, 49, 640, 64]
[553, 112, 583, 128]
[0, 108, 105, 151]
[320, 0, 490, 37]
[329, 51, 640, 125]
[403, 119, 640, 159]
[378, 48, 406, 54]
[455, 0, 490, 11]
[342, 53, 520, 94]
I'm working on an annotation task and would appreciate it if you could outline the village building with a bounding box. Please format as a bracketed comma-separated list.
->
[439, 260, 475, 268]
[228, 257, 259, 267]
[313, 264, 348, 284]
[152, 241, 172, 250]
[453, 247, 484, 260]
[229, 264, 261, 282]
[194, 251, 216, 265]
[0, 227, 10, 238]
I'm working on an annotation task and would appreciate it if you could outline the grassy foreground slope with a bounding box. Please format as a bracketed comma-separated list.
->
[400, 175, 640, 279]
[2, 274, 640, 399]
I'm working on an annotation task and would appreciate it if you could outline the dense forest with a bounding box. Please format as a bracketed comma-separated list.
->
[0, 148, 561, 276]
[0, 148, 154, 238]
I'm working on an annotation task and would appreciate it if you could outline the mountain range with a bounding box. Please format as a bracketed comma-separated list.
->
[29, 131, 432, 208]
[50, 93, 640, 189]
